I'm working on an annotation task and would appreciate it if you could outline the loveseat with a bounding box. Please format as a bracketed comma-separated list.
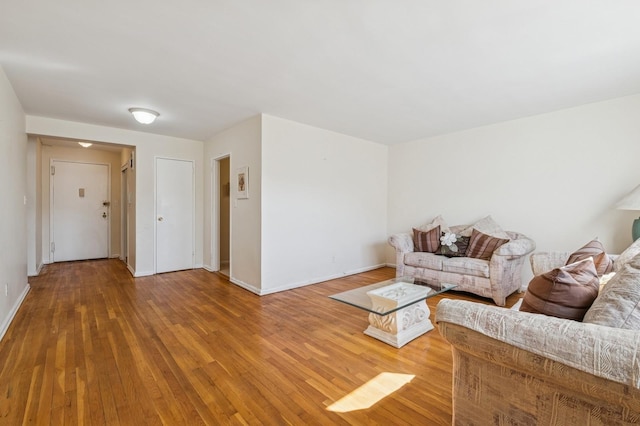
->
[436, 240, 640, 425]
[389, 220, 535, 306]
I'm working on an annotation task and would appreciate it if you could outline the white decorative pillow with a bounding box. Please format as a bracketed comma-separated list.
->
[613, 238, 640, 273]
[584, 253, 640, 329]
[417, 214, 451, 234]
[599, 272, 616, 291]
[471, 215, 510, 240]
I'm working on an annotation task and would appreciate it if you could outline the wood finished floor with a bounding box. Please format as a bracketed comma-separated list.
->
[0, 260, 520, 425]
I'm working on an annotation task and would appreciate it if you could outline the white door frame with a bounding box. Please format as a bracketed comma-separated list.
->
[154, 156, 196, 273]
[120, 163, 129, 265]
[49, 158, 111, 261]
[211, 154, 231, 273]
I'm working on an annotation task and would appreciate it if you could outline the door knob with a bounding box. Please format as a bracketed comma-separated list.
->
[158, 216, 164, 222]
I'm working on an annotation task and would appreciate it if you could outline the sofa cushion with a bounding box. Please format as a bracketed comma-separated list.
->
[438, 232, 470, 258]
[442, 257, 490, 278]
[566, 239, 614, 276]
[466, 229, 509, 260]
[413, 226, 440, 253]
[613, 238, 640, 273]
[417, 214, 451, 234]
[520, 257, 599, 321]
[404, 252, 444, 271]
[471, 215, 510, 240]
[583, 253, 640, 329]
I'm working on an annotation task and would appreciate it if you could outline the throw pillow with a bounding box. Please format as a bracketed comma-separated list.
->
[470, 215, 510, 240]
[520, 257, 599, 321]
[413, 226, 440, 253]
[417, 214, 451, 234]
[613, 238, 640, 273]
[566, 239, 614, 276]
[465, 229, 509, 260]
[583, 253, 640, 329]
[437, 232, 470, 258]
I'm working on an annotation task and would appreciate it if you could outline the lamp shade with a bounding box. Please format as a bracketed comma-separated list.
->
[615, 184, 640, 210]
[616, 184, 640, 241]
[128, 108, 159, 124]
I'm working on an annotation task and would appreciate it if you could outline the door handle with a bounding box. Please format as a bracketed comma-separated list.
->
[158, 216, 164, 222]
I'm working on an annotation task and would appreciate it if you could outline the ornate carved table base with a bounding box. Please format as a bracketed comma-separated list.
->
[364, 301, 433, 348]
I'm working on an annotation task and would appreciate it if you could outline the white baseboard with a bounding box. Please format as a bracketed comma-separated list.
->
[27, 262, 44, 277]
[258, 263, 388, 295]
[133, 270, 154, 277]
[229, 277, 261, 295]
[0, 283, 31, 342]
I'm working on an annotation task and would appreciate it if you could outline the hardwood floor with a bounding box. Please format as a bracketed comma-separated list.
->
[0, 260, 520, 425]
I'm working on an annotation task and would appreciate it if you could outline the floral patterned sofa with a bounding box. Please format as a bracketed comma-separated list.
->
[436, 239, 640, 424]
[388, 216, 535, 306]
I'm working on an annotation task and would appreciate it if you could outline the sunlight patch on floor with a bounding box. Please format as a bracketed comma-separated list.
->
[327, 372, 415, 413]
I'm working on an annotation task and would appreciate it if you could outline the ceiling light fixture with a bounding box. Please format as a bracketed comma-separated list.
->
[129, 107, 159, 124]
[78, 142, 92, 148]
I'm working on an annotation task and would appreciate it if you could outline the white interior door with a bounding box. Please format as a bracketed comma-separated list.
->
[156, 158, 194, 273]
[51, 160, 109, 262]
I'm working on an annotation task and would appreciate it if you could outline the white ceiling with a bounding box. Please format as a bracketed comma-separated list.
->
[2, 1, 640, 145]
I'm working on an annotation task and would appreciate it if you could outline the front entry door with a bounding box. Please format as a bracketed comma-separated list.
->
[51, 160, 109, 262]
[156, 157, 194, 273]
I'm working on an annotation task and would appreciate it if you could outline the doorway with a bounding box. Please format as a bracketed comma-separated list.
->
[121, 165, 129, 265]
[211, 155, 231, 276]
[50, 160, 110, 262]
[155, 157, 195, 273]
[219, 157, 230, 276]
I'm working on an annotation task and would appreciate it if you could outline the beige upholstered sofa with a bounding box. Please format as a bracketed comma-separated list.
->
[436, 245, 640, 425]
[436, 299, 640, 425]
[389, 224, 535, 306]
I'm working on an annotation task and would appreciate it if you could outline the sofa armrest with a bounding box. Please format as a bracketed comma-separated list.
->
[529, 251, 570, 275]
[435, 299, 640, 388]
[530, 251, 621, 276]
[492, 236, 535, 259]
[388, 233, 414, 253]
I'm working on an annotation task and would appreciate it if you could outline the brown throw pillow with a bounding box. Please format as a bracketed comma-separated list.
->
[520, 257, 599, 321]
[465, 229, 509, 260]
[437, 232, 470, 258]
[413, 226, 440, 253]
[566, 239, 613, 276]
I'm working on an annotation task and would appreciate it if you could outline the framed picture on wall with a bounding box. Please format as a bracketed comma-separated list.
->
[237, 166, 249, 199]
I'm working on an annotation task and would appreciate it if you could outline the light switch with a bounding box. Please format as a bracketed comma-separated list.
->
[79, 188, 85, 197]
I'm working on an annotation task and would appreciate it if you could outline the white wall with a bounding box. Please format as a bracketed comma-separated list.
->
[261, 115, 388, 293]
[0, 66, 29, 340]
[39, 145, 123, 263]
[26, 116, 204, 276]
[204, 115, 262, 290]
[388, 94, 640, 284]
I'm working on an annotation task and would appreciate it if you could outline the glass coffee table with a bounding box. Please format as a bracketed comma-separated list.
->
[329, 277, 457, 348]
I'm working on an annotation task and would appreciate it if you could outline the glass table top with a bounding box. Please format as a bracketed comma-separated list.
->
[329, 276, 457, 315]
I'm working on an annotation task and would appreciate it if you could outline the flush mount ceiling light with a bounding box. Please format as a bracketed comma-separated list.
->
[78, 142, 92, 148]
[128, 107, 159, 124]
